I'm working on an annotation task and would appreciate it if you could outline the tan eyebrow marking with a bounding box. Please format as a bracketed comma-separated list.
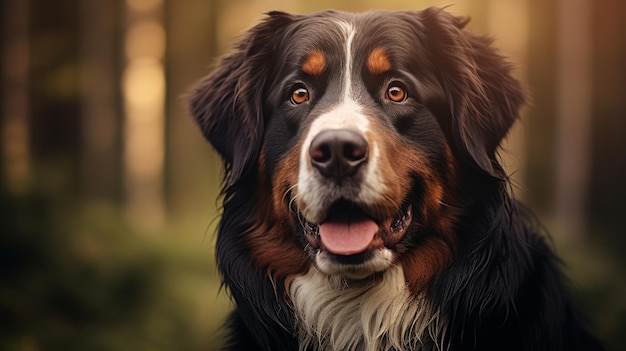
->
[367, 47, 392, 75]
[302, 51, 326, 76]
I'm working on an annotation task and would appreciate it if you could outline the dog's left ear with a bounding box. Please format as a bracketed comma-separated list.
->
[422, 8, 527, 179]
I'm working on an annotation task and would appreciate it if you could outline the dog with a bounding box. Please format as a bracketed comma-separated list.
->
[188, 8, 605, 351]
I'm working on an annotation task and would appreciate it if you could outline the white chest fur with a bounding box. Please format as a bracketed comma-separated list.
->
[290, 265, 445, 351]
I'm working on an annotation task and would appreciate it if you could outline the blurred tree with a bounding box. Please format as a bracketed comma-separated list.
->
[590, 0, 626, 249]
[164, 0, 220, 221]
[79, 0, 121, 206]
[554, 0, 593, 242]
[2, 0, 32, 195]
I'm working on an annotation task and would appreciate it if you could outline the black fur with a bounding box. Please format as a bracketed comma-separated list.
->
[188, 8, 604, 351]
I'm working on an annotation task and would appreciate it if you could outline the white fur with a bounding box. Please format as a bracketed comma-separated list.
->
[296, 20, 387, 224]
[315, 248, 394, 279]
[291, 265, 446, 351]
[337, 20, 356, 101]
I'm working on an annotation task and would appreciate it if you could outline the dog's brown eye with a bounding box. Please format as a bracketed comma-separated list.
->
[291, 87, 309, 104]
[386, 85, 406, 102]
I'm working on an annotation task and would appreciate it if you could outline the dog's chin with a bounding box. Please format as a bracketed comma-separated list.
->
[314, 248, 396, 280]
[301, 200, 413, 280]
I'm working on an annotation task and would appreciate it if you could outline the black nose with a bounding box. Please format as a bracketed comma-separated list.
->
[309, 129, 368, 182]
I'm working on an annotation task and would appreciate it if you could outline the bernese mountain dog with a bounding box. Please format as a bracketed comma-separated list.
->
[188, 7, 605, 351]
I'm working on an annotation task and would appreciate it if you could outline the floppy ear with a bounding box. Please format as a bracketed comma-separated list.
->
[187, 12, 294, 185]
[422, 8, 527, 179]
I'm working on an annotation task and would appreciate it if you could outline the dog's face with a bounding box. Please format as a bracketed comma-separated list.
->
[265, 15, 460, 282]
[190, 9, 525, 291]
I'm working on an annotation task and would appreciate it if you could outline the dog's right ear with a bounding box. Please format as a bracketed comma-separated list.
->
[188, 12, 294, 186]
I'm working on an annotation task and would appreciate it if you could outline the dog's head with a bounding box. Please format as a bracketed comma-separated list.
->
[189, 8, 525, 291]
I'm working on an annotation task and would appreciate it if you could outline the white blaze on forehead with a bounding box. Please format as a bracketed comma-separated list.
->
[336, 20, 357, 101]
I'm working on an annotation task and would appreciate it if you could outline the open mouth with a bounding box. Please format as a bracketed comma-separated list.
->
[303, 199, 413, 259]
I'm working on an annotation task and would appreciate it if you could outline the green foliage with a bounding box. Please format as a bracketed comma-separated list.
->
[0, 189, 231, 351]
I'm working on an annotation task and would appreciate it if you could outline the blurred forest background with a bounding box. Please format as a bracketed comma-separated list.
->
[1, 0, 625, 350]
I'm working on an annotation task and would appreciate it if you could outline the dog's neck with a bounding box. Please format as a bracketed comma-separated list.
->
[290, 265, 445, 351]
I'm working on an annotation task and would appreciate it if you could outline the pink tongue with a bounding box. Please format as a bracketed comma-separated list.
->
[319, 218, 379, 255]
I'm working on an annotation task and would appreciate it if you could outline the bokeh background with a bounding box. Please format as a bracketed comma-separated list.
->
[1, 0, 625, 350]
